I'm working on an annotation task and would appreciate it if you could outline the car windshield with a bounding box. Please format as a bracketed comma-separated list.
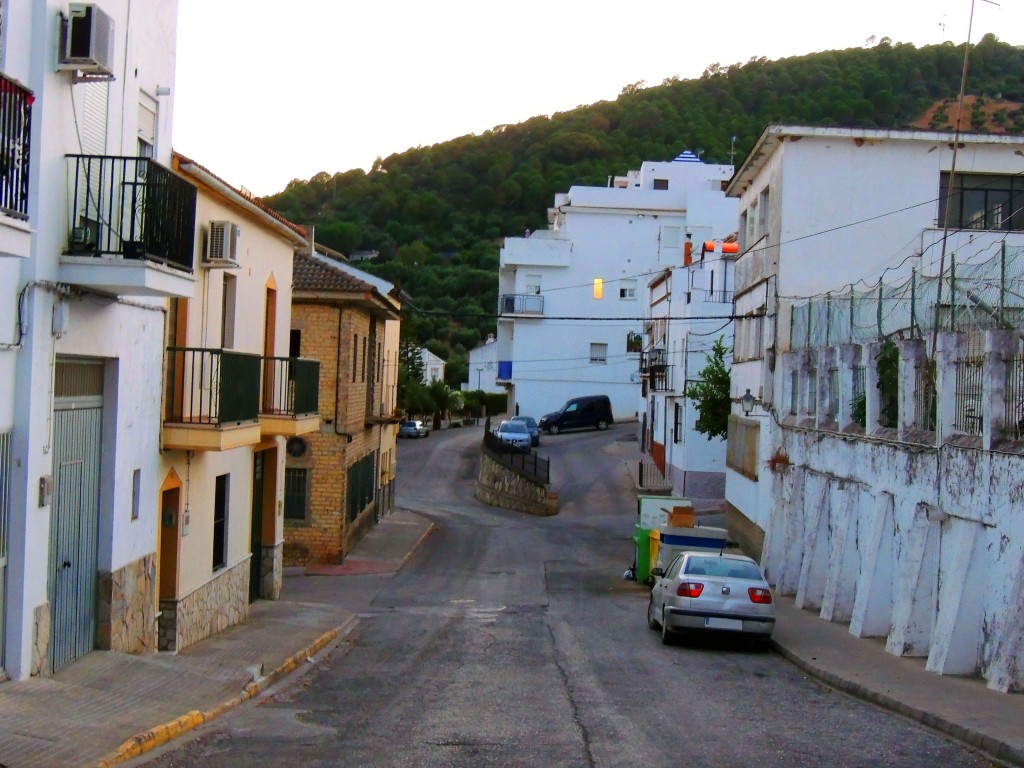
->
[500, 422, 528, 433]
[513, 417, 537, 428]
[684, 556, 763, 580]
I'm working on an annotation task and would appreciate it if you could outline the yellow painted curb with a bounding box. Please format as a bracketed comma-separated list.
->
[94, 626, 342, 767]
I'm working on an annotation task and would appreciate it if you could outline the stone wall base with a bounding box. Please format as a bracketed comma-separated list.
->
[31, 603, 50, 677]
[97, 553, 157, 654]
[475, 453, 557, 516]
[157, 559, 249, 653]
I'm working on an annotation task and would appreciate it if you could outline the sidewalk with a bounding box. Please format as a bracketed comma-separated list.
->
[0, 509, 436, 768]
[771, 596, 1024, 765]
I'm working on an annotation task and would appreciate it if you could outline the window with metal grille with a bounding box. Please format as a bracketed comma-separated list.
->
[1006, 353, 1024, 440]
[589, 343, 607, 364]
[346, 453, 377, 523]
[673, 403, 682, 444]
[953, 355, 984, 435]
[852, 365, 866, 428]
[284, 468, 309, 520]
[789, 369, 799, 415]
[914, 364, 937, 431]
[807, 368, 817, 416]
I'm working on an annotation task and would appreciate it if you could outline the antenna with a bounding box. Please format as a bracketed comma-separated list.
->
[729, 135, 737, 166]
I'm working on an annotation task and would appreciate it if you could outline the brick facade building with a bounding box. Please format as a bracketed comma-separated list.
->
[286, 248, 402, 565]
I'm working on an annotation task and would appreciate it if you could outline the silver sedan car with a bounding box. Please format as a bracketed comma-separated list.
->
[495, 419, 532, 450]
[647, 551, 775, 646]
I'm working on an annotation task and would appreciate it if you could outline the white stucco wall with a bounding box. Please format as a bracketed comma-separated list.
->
[1, 0, 182, 680]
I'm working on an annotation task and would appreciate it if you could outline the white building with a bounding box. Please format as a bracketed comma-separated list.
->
[640, 239, 737, 500]
[419, 348, 446, 384]
[0, 1, 192, 679]
[462, 334, 502, 393]
[496, 153, 737, 424]
[725, 124, 1024, 691]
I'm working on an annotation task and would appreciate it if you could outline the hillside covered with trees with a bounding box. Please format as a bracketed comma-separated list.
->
[264, 36, 1024, 388]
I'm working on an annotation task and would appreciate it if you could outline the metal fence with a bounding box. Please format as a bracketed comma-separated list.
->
[482, 429, 550, 484]
[791, 243, 1024, 352]
[1006, 354, 1024, 439]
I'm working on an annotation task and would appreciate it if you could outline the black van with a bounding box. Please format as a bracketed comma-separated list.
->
[538, 395, 614, 434]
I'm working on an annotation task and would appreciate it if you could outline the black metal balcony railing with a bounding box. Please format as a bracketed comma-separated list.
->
[649, 364, 674, 392]
[67, 155, 197, 272]
[499, 293, 544, 315]
[639, 349, 667, 374]
[0, 74, 33, 220]
[165, 347, 261, 425]
[261, 357, 320, 417]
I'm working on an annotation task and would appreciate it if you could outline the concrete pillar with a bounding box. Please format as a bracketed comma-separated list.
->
[849, 490, 895, 638]
[820, 481, 859, 622]
[837, 343, 861, 431]
[887, 502, 941, 658]
[897, 339, 927, 441]
[864, 342, 883, 432]
[816, 346, 837, 429]
[795, 472, 830, 612]
[983, 329, 1018, 449]
[926, 518, 984, 676]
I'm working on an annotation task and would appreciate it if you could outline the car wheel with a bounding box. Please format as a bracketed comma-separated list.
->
[660, 609, 674, 645]
[596, 419, 609, 431]
[647, 596, 660, 630]
[548, 425, 560, 435]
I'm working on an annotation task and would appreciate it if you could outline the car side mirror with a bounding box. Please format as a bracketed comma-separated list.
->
[650, 567, 664, 578]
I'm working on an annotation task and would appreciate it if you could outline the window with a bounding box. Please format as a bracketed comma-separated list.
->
[674, 403, 682, 444]
[746, 201, 758, 243]
[352, 334, 358, 382]
[284, 468, 309, 521]
[213, 474, 229, 570]
[619, 279, 637, 300]
[593, 278, 603, 299]
[653, 178, 669, 190]
[525, 274, 542, 294]
[738, 212, 748, 252]
[589, 343, 608, 364]
[758, 187, 769, 234]
[221, 275, 236, 349]
[361, 337, 367, 382]
[346, 453, 377, 522]
[938, 173, 1024, 231]
[289, 329, 301, 357]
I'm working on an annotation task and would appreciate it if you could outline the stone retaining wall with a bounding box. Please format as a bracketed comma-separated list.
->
[475, 452, 557, 516]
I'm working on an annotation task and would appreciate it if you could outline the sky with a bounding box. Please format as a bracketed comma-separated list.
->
[172, 0, 1023, 198]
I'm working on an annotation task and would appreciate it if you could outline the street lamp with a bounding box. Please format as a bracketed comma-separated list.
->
[476, 366, 484, 391]
[740, 388, 756, 416]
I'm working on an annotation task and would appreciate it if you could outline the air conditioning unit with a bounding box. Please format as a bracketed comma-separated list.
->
[57, 4, 115, 81]
[203, 221, 240, 267]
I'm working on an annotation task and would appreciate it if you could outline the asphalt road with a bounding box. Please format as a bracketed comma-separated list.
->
[136, 423, 995, 768]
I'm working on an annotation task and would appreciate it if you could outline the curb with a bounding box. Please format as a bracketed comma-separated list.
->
[771, 640, 1024, 767]
[94, 616, 358, 767]
[397, 521, 438, 569]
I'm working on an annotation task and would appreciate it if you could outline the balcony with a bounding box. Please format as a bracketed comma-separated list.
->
[496, 360, 513, 383]
[163, 347, 262, 451]
[639, 349, 667, 374]
[499, 293, 544, 316]
[0, 73, 33, 258]
[260, 357, 321, 437]
[60, 156, 197, 298]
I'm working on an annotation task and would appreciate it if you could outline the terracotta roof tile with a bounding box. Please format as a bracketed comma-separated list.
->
[293, 251, 372, 293]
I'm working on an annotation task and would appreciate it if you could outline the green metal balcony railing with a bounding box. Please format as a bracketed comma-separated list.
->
[261, 357, 319, 417]
[165, 347, 261, 425]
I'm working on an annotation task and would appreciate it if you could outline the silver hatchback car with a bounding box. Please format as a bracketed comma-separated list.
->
[647, 551, 775, 646]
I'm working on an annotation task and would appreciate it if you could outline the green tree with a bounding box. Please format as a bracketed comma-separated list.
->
[684, 337, 731, 440]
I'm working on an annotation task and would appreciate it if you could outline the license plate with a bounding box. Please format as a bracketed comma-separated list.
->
[705, 617, 743, 630]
